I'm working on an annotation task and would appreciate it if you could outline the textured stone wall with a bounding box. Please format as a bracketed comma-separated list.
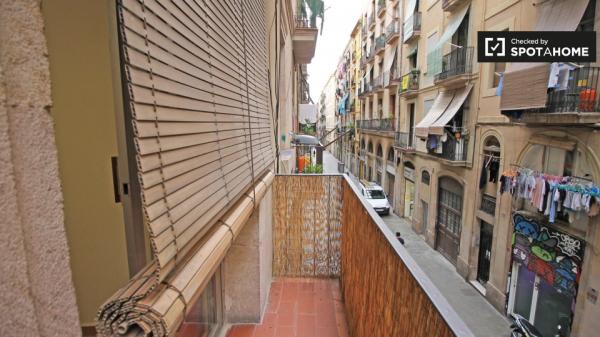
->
[0, 1, 80, 336]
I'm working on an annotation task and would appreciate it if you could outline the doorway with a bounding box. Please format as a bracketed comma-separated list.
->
[509, 263, 574, 337]
[436, 177, 463, 264]
[403, 162, 416, 219]
[477, 221, 493, 284]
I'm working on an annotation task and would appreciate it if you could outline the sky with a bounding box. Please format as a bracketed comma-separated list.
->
[308, 0, 366, 102]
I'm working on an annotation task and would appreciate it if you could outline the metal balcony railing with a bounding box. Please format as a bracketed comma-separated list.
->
[437, 135, 468, 162]
[435, 47, 474, 82]
[368, 12, 375, 28]
[373, 75, 383, 90]
[390, 67, 402, 82]
[377, 0, 386, 16]
[383, 71, 391, 87]
[295, 15, 315, 29]
[480, 194, 497, 215]
[399, 70, 420, 94]
[394, 131, 416, 150]
[403, 12, 421, 42]
[375, 36, 386, 53]
[357, 118, 395, 131]
[542, 66, 600, 113]
[367, 44, 376, 61]
[385, 20, 400, 43]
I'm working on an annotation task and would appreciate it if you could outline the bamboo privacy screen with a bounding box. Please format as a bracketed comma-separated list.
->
[97, 0, 274, 335]
[340, 182, 456, 337]
[273, 175, 343, 277]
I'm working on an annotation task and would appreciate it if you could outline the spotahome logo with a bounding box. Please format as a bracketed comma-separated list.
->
[478, 31, 596, 63]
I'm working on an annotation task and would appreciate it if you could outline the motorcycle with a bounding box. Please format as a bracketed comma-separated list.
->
[510, 314, 543, 337]
[510, 314, 569, 337]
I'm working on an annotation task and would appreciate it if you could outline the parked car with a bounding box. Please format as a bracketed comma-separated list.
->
[359, 180, 391, 215]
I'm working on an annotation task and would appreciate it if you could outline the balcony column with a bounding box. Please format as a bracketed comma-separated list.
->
[223, 188, 273, 323]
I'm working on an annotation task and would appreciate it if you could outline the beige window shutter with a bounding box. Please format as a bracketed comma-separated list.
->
[97, 0, 274, 335]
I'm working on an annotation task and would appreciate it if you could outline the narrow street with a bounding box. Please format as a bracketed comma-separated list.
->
[322, 150, 341, 174]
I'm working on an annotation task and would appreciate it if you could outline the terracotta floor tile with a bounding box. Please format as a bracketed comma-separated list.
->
[297, 297, 315, 314]
[254, 324, 275, 337]
[275, 326, 296, 337]
[227, 325, 255, 337]
[227, 279, 347, 337]
[317, 325, 339, 337]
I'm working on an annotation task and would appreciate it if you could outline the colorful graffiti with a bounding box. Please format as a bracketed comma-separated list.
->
[512, 214, 585, 297]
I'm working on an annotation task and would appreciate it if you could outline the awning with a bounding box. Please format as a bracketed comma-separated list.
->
[415, 90, 454, 138]
[386, 48, 397, 72]
[430, 84, 473, 135]
[406, 45, 418, 58]
[426, 4, 470, 75]
[536, 0, 590, 31]
[500, 0, 589, 111]
[404, 0, 417, 21]
[500, 64, 551, 111]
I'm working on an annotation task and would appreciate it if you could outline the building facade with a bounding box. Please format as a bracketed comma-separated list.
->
[344, 0, 600, 336]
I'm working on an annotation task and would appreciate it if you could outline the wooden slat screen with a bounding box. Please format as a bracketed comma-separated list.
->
[96, 0, 273, 335]
[119, 0, 274, 281]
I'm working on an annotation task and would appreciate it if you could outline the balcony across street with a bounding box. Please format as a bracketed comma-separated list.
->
[434, 46, 474, 83]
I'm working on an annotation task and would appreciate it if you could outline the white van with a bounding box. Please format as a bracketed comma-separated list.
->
[359, 181, 391, 215]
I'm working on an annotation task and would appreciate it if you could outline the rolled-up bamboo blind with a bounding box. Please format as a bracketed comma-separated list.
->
[97, 0, 274, 335]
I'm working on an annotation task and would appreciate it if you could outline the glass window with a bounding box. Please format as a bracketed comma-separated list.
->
[421, 170, 430, 185]
[366, 189, 386, 199]
[176, 269, 222, 337]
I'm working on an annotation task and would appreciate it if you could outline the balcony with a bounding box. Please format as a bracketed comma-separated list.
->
[394, 131, 416, 153]
[293, 15, 318, 64]
[480, 194, 497, 216]
[377, 0, 386, 17]
[403, 12, 421, 43]
[443, 0, 470, 12]
[375, 36, 386, 55]
[259, 175, 473, 337]
[398, 70, 420, 97]
[385, 19, 400, 44]
[383, 71, 392, 88]
[372, 74, 384, 92]
[433, 136, 468, 164]
[360, 54, 368, 70]
[390, 66, 402, 84]
[357, 118, 395, 133]
[434, 47, 475, 86]
[512, 66, 600, 125]
[367, 44, 376, 62]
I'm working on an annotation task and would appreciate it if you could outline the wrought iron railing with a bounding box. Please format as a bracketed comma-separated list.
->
[385, 20, 400, 42]
[295, 15, 315, 29]
[480, 194, 496, 215]
[434, 47, 474, 82]
[395, 131, 416, 150]
[403, 12, 421, 42]
[399, 70, 420, 94]
[377, 0, 386, 15]
[542, 66, 600, 113]
[437, 136, 468, 162]
[373, 74, 383, 90]
[357, 118, 395, 132]
[375, 36, 386, 53]
[390, 67, 402, 82]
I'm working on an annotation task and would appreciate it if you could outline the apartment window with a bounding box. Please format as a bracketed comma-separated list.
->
[452, 11, 469, 48]
[377, 98, 383, 116]
[421, 170, 430, 185]
[390, 94, 396, 117]
[491, 29, 508, 88]
[177, 268, 223, 337]
[409, 48, 418, 69]
[577, 0, 596, 32]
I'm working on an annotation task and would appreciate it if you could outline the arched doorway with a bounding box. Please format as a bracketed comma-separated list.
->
[436, 177, 464, 264]
[403, 162, 416, 219]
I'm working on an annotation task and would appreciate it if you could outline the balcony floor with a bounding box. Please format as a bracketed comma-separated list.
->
[227, 278, 349, 337]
